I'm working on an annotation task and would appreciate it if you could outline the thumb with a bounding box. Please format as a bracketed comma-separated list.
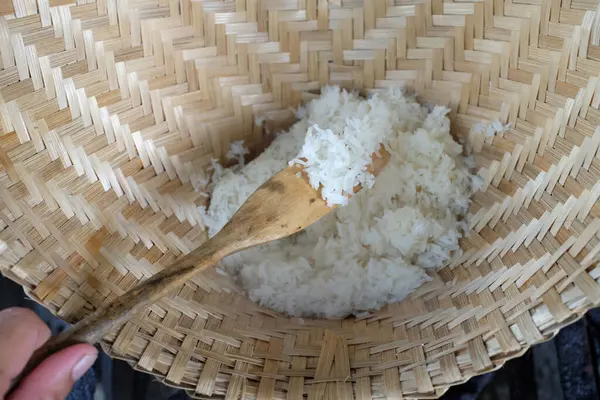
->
[8, 344, 97, 400]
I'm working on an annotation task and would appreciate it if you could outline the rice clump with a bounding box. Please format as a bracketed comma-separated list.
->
[201, 86, 477, 319]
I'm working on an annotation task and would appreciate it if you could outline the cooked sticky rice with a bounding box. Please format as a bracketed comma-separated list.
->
[201, 86, 477, 318]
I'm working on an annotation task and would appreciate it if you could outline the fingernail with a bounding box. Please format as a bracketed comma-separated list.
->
[72, 353, 97, 381]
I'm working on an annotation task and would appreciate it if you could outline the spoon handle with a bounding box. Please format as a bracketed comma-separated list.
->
[9, 237, 225, 394]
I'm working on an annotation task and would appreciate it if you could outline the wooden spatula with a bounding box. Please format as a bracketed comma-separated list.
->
[12, 150, 389, 387]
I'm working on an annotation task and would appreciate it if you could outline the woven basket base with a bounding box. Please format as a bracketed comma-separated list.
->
[1, 0, 600, 399]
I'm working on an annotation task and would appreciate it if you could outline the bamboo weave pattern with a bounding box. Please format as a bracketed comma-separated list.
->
[1, 0, 600, 398]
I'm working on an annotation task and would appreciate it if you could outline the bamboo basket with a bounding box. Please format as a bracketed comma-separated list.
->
[1, 0, 600, 398]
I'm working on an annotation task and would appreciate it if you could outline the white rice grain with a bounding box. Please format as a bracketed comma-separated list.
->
[201, 86, 476, 318]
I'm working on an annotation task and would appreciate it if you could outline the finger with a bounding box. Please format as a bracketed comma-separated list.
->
[0, 308, 50, 396]
[8, 343, 97, 400]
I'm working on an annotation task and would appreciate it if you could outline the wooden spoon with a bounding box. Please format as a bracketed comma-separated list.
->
[11, 150, 389, 389]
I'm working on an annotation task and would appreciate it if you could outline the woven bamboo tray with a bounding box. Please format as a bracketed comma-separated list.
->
[1, 0, 600, 398]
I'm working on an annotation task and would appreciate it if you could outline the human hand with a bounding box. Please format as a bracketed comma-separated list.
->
[0, 307, 98, 400]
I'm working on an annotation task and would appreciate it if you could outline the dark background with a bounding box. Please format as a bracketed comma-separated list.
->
[2, 276, 599, 400]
